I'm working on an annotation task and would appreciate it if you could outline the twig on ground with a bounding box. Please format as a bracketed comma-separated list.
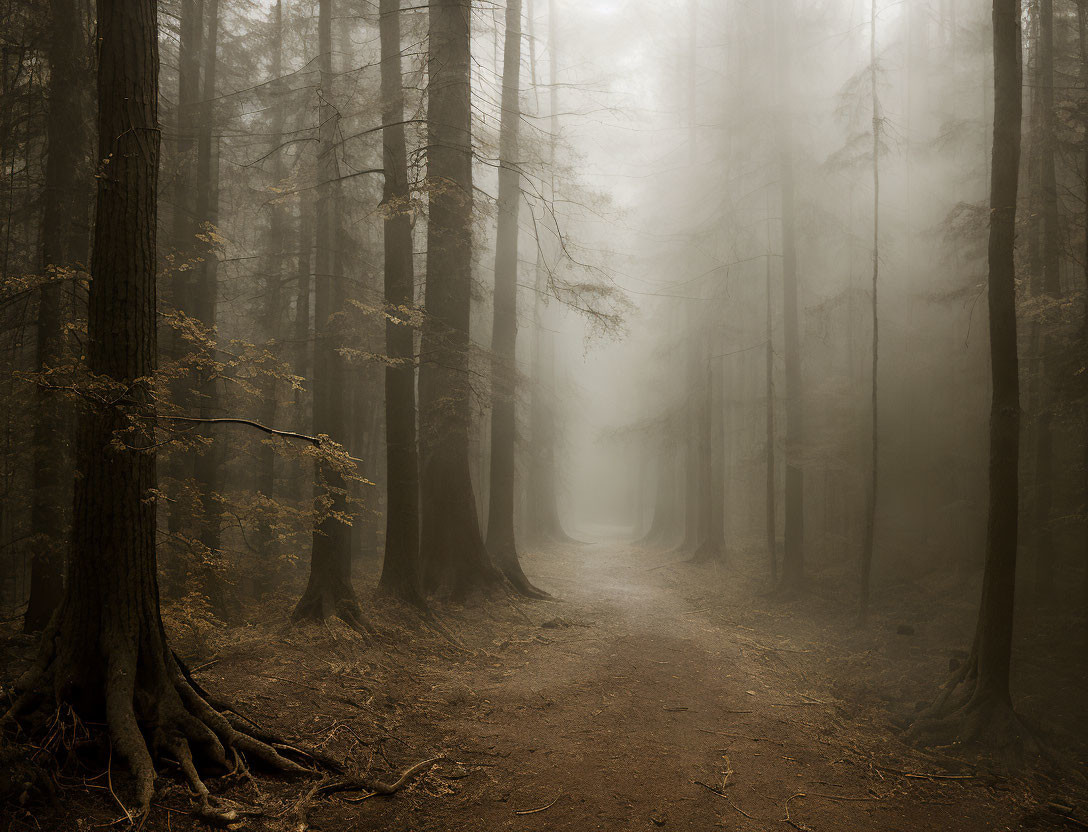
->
[693, 780, 758, 820]
[784, 793, 811, 831]
[514, 793, 562, 815]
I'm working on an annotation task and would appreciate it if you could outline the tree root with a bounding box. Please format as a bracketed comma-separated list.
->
[2, 638, 309, 820]
[496, 554, 552, 601]
[313, 756, 445, 799]
[292, 590, 376, 636]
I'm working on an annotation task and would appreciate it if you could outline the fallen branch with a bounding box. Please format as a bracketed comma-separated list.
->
[693, 781, 758, 821]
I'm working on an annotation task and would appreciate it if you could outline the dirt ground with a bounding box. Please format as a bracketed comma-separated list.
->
[3, 534, 1086, 831]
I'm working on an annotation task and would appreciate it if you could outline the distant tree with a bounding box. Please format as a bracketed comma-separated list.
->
[294, 0, 362, 623]
[2, 0, 304, 816]
[486, 0, 549, 598]
[774, 0, 804, 591]
[24, 0, 89, 632]
[858, 0, 881, 620]
[378, 0, 424, 605]
[525, 0, 573, 545]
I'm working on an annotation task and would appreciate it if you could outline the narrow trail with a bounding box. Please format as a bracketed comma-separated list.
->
[337, 538, 1035, 832]
[7, 537, 1063, 829]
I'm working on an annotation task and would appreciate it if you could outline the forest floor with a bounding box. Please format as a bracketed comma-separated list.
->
[3, 533, 1087, 831]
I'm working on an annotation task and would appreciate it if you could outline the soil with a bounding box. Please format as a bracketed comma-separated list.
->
[2, 534, 1086, 831]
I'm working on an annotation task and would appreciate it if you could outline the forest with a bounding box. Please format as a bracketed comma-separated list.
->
[0, 0, 1086, 828]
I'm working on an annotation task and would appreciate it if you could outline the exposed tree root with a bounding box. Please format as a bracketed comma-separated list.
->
[494, 548, 553, 601]
[313, 756, 445, 799]
[2, 630, 309, 820]
[292, 586, 375, 635]
[906, 656, 1045, 774]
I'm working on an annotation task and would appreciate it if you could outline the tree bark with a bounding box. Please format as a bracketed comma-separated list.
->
[377, 0, 424, 605]
[417, 0, 501, 597]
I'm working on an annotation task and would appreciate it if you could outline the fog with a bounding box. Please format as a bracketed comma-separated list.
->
[1, 0, 1086, 827]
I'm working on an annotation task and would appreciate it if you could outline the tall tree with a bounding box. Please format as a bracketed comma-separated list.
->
[486, 0, 548, 597]
[693, 345, 726, 562]
[764, 209, 777, 581]
[526, 0, 571, 544]
[254, 0, 288, 560]
[164, 0, 202, 540]
[2, 0, 302, 815]
[24, 0, 88, 632]
[859, 0, 881, 619]
[294, 0, 362, 622]
[417, 0, 501, 596]
[1029, 0, 1058, 598]
[774, 0, 804, 591]
[378, 0, 424, 604]
[909, 0, 1032, 752]
[193, 0, 225, 606]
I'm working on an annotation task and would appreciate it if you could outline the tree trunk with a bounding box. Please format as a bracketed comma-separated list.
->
[254, 0, 287, 568]
[910, 0, 1031, 754]
[164, 0, 203, 538]
[417, 0, 501, 597]
[486, 0, 547, 598]
[693, 345, 725, 563]
[859, 0, 880, 619]
[764, 233, 777, 581]
[1030, 0, 1058, 599]
[525, 0, 571, 545]
[775, 0, 804, 590]
[24, 0, 87, 632]
[294, 0, 361, 623]
[377, 0, 423, 605]
[191, 0, 227, 612]
[3, 0, 304, 813]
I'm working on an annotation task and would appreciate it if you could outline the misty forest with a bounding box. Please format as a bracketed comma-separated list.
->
[0, 0, 1087, 828]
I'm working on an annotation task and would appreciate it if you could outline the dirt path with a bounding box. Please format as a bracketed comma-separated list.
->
[5, 538, 1067, 831]
[307, 539, 1044, 832]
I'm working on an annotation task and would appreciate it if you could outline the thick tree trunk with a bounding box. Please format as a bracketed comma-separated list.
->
[4, 1, 304, 814]
[417, 0, 501, 597]
[377, 0, 423, 605]
[910, 0, 1031, 755]
[294, 0, 361, 623]
[25, 0, 87, 632]
[486, 0, 547, 599]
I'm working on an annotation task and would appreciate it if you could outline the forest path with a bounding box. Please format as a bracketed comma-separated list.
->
[336, 536, 1034, 832]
